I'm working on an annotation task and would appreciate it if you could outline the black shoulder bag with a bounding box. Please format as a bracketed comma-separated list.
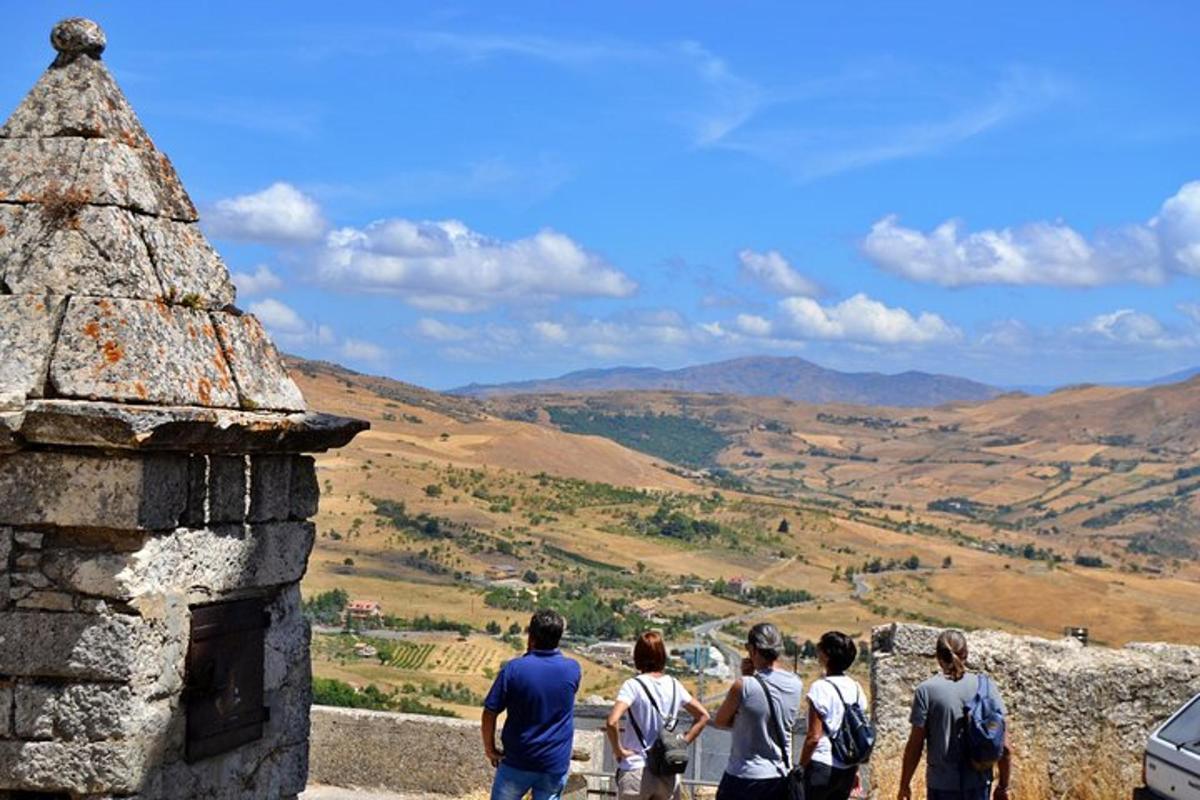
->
[753, 675, 805, 800]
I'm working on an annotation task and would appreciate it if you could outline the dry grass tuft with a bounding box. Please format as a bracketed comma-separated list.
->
[38, 183, 91, 229]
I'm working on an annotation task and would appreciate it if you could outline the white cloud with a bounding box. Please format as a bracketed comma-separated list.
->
[778, 293, 959, 345]
[314, 219, 636, 311]
[248, 297, 386, 363]
[1179, 302, 1200, 326]
[735, 313, 773, 337]
[230, 264, 284, 297]
[1071, 309, 1194, 348]
[248, 298, 308, 335]
[208, 182, 326, 244]
[533, 321, 569, 343]
[340, 338, 387, 363]
[862, 180, 1200, 287]
[738, 249, 820, 296]
[416, 318, 472, 342]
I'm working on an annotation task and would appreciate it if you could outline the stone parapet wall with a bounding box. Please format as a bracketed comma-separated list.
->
[308, 706, 605, 797]
[869, 623, 1200, 796]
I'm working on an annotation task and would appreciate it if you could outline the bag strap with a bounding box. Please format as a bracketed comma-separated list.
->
[752, 675, 790, 777]
[634, 676, 664, 718]
[625, 702, 650, 751]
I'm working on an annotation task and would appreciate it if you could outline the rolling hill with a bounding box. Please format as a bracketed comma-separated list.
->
[451, 355, 1002, 407]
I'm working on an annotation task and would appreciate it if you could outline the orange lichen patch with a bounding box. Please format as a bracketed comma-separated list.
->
[96, 298, 113, 315]
[153, 297, 172, 319]
[133, 381, 148, 400]
[101, 339, 123, 364]
[187, 323, 197, 339]
[82, 320, 102, 340]
[197, 378, 213, 406]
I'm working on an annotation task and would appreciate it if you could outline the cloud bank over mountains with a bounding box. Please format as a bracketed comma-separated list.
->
[863, 181, 1200, 287]
[206, 179, 1200, 380]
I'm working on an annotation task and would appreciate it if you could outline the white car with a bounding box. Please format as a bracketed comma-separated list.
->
[1141, 693, 1200, 800]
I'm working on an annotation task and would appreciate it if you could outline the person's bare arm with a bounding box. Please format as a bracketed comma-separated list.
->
[481, 708, 501, 768]
[800, 699, 823, 768]
[897, 725, 926, 800]
[605, 700, 636, 763]
[681, 697, 710, 743]
[994, 732, 1012, 800]
[712, 678, 743, 730]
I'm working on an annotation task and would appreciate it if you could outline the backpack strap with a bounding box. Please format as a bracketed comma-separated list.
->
[752, 675, 791, 777]
[624, 684, 650, 752]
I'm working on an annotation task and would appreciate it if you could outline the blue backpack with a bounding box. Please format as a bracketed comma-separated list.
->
[819, 679, 876, 766]
[963, 674, 1006, 770]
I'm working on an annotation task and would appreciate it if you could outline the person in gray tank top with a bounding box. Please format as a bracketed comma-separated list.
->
[898, 630, 1012, 800]
[712, 622, 804, 800]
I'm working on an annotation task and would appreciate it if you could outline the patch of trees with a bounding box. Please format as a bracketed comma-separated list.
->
[817, 412, 906, 430]
[711, 578, 813, 607]
[928, 497, 990, 519]
[303, 588, 348, 625]
[372, 499, 451, 540]
[381, 614, 471, 636]
[313, 677, 457, 718]
[1081, 497, 1175, 529]
[545, 407, 730, 468]
[1127, 532, 1196, 559]
[1072, 554, 1106, 568]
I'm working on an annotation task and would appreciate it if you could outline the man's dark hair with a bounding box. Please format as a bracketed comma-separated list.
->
[528, 608, 565, 650]
[818, 630, 857, 674]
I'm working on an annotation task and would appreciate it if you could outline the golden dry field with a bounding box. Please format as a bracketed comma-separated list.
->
[292, 358, 1200, 715]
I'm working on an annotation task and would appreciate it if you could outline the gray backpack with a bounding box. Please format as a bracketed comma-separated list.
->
[627, 677, 689, 775]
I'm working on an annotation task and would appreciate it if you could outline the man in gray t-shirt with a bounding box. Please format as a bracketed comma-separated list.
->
[898, 631, 1011, 800]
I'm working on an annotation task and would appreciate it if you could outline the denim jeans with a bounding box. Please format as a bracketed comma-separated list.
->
[491, 762, 570, 800]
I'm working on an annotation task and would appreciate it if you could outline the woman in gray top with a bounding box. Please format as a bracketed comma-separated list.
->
[898, 630, 1012, 800]
[712, 623, 804, 800]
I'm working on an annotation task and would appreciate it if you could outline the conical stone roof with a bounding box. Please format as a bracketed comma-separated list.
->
[0, 19, 365, 453]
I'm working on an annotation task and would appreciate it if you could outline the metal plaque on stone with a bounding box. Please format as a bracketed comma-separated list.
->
[184, 597, 270, 762]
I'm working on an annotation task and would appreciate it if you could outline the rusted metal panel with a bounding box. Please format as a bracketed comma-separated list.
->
[185, 597, 269, 762]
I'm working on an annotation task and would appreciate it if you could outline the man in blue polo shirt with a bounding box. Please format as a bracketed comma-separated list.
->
[482, 609, 582, 800]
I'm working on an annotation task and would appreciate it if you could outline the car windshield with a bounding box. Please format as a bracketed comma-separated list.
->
[1159, 695, 1200, 748]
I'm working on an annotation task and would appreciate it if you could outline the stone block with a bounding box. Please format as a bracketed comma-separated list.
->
[12, 572, 50, 589]
[208, 454, 247, 524]
[181, 455, 207, 529]
[13, 532, 42, 549]
[14, 684, 168, 742]
[0, 294, 66, 411]
[57, 522, 314, 601]
[1, 204, 161, 299]
[0, 138, 81, 204]
[50, 297, 239, 408]
[248, 454, 292, 523]
[0, 528, 10, 564]
[212, 312, 306, 412]
[291, 456, 319, 520]
[15, 591, 73, 611]
[0, 451, 187, 530]
[0, 54, 152, 146]
[265, 585, 310, 693]
[0, 740, 147, 794]
[0, 684, 10, 738]
[0, 611, 141, 680]
[76, 138, 197, 220]
[137, 217, 235, 309]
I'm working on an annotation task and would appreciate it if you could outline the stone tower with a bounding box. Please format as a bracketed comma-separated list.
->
[0, 18, 366, 799]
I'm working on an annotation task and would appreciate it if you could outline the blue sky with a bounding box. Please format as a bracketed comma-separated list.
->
[4, 3, 1200, 389]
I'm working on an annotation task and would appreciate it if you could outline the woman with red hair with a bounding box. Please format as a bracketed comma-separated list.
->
[605, 631, 710, 800]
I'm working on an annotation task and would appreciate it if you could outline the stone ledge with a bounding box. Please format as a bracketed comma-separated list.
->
[0, 740, 147, 794]
[14, 399, 368, 453]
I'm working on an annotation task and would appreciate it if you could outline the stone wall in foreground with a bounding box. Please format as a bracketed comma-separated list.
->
[308, 706, 604, 797]
[869, 623, 1200, 797]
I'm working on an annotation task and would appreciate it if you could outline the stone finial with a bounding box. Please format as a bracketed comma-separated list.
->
[51, 18, 107, 60]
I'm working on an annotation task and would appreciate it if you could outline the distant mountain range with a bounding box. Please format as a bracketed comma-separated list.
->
[450, 356, 1004, 407]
